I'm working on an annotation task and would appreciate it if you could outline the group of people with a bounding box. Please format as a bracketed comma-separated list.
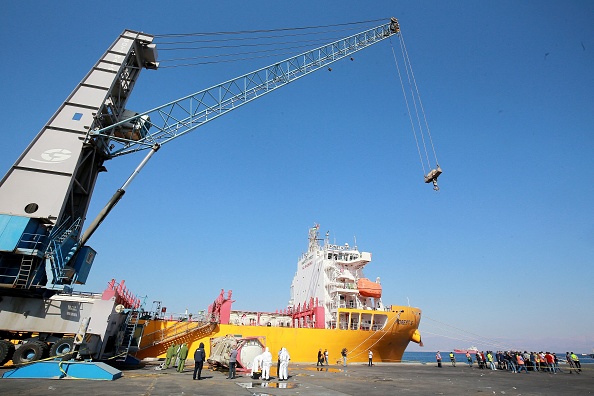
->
[450, 350, 583, 374]
[316, 347, 354, 367]
[317, 348, 329, 365]
[164, 343, 190, 372]
[316, 347, 374, 367]
[163, 342, 206, 380]
[172, 342, 411, 381]
[249, 346, 291, 381]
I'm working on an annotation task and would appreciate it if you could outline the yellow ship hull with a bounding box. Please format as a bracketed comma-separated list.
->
[137, 305, 421, 363]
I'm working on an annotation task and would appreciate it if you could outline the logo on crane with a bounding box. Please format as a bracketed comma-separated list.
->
[30, 148, 72, 164]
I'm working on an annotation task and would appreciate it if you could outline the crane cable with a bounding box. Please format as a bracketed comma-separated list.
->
[153, 18, 386, 38]
[389, 32, 442, 190]
[153, 19, 385, 69]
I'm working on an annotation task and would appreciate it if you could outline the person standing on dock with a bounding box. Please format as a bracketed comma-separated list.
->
[436, 351, 442, 368]
[165, 344, 176, 369]
[261, 347, 273, 380]
[317, 349, 324, 366]
[278, 347, 290, 381]
[341, 348, 348, 366]
[174, 344, 181, 368]
[227, 345, 238, 379]
[566, 352, 579, 374]
[368, 350, 373, 366]
[516, 353, 528, 373]
[545, 352, 555, 373]
[177, 343, 189, 372]
[193, 342, 205, 380]
[324, 349, 329, 365]
[570, 352, 582, 372]
[487, 351, 496, 370]
[465, 352, 473, 367]
[449, 352, 456, 366]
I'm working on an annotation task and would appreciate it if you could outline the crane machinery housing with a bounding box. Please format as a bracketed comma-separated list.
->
[0, 18, 440, 374]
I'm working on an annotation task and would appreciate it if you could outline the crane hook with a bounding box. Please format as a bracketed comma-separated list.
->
[424, 165, 442, 191]
[432, 179, 439, 191]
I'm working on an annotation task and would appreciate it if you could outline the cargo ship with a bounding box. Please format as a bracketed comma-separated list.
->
[136, 224, 423, 365]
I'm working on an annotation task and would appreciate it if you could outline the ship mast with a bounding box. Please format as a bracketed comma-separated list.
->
[308, 223, 321, 253]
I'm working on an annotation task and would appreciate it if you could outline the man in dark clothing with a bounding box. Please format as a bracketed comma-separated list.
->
[193, 342, 206, 380]
[317, 349, 324, 366]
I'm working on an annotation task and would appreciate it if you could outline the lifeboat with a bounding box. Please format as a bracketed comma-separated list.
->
[356, 278, 382, 298]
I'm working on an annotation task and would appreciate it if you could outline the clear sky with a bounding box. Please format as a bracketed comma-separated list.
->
[1, 1, 592, 353]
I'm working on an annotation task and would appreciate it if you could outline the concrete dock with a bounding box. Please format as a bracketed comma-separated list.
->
[1, 362, 592, 395]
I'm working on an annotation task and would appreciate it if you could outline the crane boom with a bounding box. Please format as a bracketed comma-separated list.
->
[94, 18, 400, 158]
[0, 18, 400, 292]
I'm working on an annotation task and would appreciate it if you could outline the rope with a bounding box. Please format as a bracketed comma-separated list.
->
[421, 315, 516, 351]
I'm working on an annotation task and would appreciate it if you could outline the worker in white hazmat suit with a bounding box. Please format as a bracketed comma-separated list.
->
[261, 347, 273, 380]
[278, 347, 290, 381]
[251, 353, 263, 378]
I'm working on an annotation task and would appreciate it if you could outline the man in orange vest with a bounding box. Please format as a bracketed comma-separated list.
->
[516, 353, 528, 373]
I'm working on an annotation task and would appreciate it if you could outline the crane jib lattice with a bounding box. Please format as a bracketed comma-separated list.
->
[90, 18, 400, 158]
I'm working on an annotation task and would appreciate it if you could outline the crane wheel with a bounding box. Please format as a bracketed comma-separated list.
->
[11, 340, 46, 364]
[0, 340, 16, 366]
[24, 337, 49, 357]
[50, 337, 76, 361]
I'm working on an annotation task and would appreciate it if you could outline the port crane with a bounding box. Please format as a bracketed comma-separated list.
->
[0, 18, 440, 371]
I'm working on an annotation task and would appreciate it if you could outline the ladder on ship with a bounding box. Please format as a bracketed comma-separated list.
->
[115, 310, 141, 359]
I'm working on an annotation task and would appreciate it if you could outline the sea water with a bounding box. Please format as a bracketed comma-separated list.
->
[401, 351, 594, 365]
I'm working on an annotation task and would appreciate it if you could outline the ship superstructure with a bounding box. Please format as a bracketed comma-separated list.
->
[290, 224, 381, 329]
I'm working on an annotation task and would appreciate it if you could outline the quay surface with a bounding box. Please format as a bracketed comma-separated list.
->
[1, 361, 592, 395]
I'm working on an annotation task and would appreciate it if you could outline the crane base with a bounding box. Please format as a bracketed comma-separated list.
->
[2, 360, 122, 380]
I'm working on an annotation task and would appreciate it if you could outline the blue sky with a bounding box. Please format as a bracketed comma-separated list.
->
[1, 1, 593, 353]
